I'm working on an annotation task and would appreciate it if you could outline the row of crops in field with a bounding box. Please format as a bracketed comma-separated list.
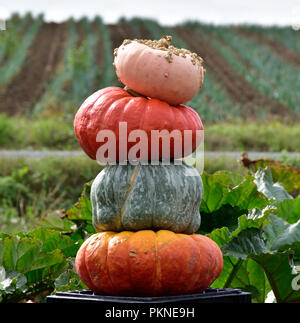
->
[191, 23, 300, 114]
[0, 14, 299, 122]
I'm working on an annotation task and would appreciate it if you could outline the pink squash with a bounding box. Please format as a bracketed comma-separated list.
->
[114, 36, 205, 106]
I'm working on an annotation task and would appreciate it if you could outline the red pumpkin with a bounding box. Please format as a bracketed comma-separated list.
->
[75, 230, 223, 296]
[74, 87, 203, 162]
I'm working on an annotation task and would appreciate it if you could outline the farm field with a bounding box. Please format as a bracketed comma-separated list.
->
[0, 14, 300, 303]
[0, 14, 300, 153]
[0, 14, 300, 122]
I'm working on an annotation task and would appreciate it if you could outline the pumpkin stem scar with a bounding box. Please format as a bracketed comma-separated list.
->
[118, 164, 142, 230]
[124, 86, 148, 99]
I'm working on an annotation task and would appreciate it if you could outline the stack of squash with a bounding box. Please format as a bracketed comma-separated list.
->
[74, 36, 223, 296]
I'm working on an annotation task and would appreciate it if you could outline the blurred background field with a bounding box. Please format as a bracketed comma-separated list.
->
[1, 14, 300, 122]
[0, 12, 300, 233]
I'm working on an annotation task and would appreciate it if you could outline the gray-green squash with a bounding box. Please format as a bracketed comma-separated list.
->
[91, 162, 203, 234]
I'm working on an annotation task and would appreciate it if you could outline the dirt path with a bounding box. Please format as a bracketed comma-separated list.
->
[236, 28, 300, 67]
[0, 150, 298, 160]
[0, 22, 67, 116]
[175, 26, 295, 120]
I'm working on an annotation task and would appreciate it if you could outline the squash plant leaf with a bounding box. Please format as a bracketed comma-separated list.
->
[254, 167, 293, 202]
[221, 216, 300, 303]
[200, 170, 270, 234]
[201, 170, 270, 214]
[54, 258, 87, 292]
[0, 230, 70, 302]
[64, 181, 93, 230]
[37, 214, 74, 232]
[275, 197, 300, 224]
[207, 227, 270, 302]
[241, 154, 300, 196]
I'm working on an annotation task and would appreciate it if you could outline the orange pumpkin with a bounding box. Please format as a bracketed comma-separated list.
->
[75, 230, 223, 296]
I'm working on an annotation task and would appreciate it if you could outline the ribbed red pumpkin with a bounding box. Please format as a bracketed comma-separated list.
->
[75, 230, 223, 296]
[74, 87, 203, 162]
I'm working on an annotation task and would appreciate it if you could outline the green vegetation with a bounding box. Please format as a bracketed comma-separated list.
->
[66, 18, 99, 106]
[0, 162, 299, 302]
[0, 15, 299, 121]
[190, 23, 300, 114]
[0, 14, 43, 86]
[94, 17, 118, 87]
[33, 18, 78, 116]
[1, 114, 299, 152]
[248, 25, 300, 54]
[1, 153, 300, 235]
[0, 15, 299, 303]
[205, 122, 300, 152]
[0, 13, 31, 64]
[0, 156, 102, 234]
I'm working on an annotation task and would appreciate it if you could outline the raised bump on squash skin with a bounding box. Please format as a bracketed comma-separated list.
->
[117, 36, 203, 66]
[129, 249, 137, 258]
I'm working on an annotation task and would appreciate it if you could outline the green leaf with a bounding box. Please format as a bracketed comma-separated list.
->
[271, 220, 300, 255]
[213, 258, 270, 303]
[224, 176, 269, 210]
[1, 236, 41, 273]
[54, 258, 87, 292]
[223, 228, 269, 259]
[28, 228, 78, 257]
[201, 171, 243, 213]
[276, 197, 300, 224]
[201, 171, 269, 214]
[38, 214, 74, 232]
[263, 215, 289, 250]
[207, 228, 270, 302]
[200, 205, 245, 234]
[241, 155, 300, 196]
[254, 168, 293, 202]
[231, 211, 270, 237]
[252, 252, 300, 303]
[206, 227, 231, 248]
[200, 170, 269, 234]
[0, 269, 27, 294]
[207, 227, 270, 302]
[222, 218, 300, 303]
[65, 181, 93, 221]
[30, 249, 65, 271]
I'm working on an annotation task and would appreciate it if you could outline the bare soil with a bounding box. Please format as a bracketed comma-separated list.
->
[0, 22, 67, 115]
[107, 22, 137, 50]
[135, 22, 153, 39]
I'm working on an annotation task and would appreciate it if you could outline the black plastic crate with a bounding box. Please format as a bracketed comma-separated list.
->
[47, 288, 251, 303]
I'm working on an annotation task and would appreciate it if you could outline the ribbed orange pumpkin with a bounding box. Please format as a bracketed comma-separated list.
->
[75, 230, 223, 296]
[74, 87, 203, 162]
